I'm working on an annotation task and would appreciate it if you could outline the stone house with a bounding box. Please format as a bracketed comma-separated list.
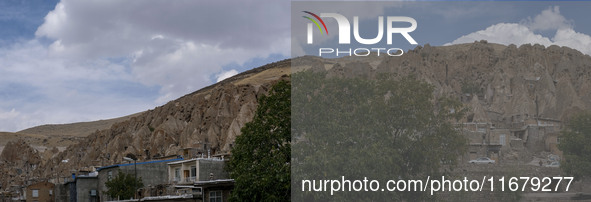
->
[96, 157, 183, 201]
[26, 181, 55, 202]
[462, 116, 562, 163]
[544, 132, 563, 157]
[75, 175, 98, 202]
[167, 158, 228, 186]
[167, 157, 232, 201]
[195, 179, 234, 202]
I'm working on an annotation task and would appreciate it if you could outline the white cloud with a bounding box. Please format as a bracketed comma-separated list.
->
[216, 69, 239, 83]
[35, 0, 291, 103]
[0, 109, 19, 120]
[0, 40, 156, 132]
[553, 28, 591, 55]
[446, 23, 553, 47]
[522, 6, 572, 31]
[0, 0, 292, 131]
[446, 6, 591, 56]
[0, 109, 32, 132]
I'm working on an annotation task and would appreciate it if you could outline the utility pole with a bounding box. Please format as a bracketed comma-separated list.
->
[134, 158, 137, 199]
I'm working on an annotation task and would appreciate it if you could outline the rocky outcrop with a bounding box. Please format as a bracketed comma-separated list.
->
[0, 139, 42, 188]
[34, 59, 291, 182]
[304, 41, 591, 126]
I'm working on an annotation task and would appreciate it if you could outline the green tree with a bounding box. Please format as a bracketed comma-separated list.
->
[228, 80, 291, 202]
[558, 112, 591, 179]
[105, 171, 143, 200]
[292, 72, 467, 201]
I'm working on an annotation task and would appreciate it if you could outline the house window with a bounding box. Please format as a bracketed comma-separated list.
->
[190, 166, 196, 177]
[209, 190, 222, 202]
[477, 127, 486, 133]
[32, 189, 39, 198]
[174, 168, 181, 181]
[499, 134, 506, 146]
[108, 171, 113, 180]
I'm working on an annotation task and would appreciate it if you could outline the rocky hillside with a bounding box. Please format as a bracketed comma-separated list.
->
[0, 113, 140, 157]
[0, 139, 42, 188]
[18, 113, 141, 137]
[295, 41, 591, 125]
[2, 41, 591, 188]
[28, 59, 289, 185]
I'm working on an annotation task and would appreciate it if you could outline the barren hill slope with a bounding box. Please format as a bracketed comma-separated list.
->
[0, 132, 80, 154]
[18, 113, 141, 137]
[0, 113, 140, 156]
[35, 59, 291, 182]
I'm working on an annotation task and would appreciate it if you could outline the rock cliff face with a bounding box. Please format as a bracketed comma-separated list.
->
[46, 59, 290, 178]
[0, 139, 42, 188]
[297, 41, 591, 126]
[2, 41, 591, 187]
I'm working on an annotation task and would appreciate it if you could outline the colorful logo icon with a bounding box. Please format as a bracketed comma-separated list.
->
[302, 11, 328, 35]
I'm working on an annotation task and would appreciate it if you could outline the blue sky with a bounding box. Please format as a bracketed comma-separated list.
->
[0, 0, 58, 46]
[1, 1, 591, 132]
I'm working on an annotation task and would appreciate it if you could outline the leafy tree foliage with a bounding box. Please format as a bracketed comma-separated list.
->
[228, 80, 291, 202]
[558, 112, 591, 179]
[292, 71, 467, 201]
[105, 171, 143, 200]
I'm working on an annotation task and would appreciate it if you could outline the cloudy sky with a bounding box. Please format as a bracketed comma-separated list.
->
[1, 1, 590, 132]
